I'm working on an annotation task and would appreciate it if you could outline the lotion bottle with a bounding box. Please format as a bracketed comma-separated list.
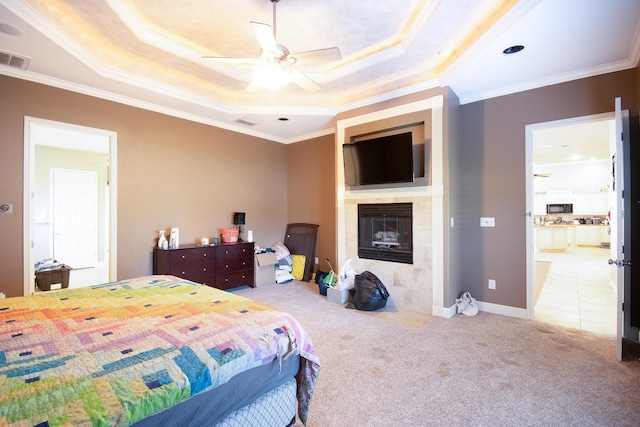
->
[158, 230, 168, 250]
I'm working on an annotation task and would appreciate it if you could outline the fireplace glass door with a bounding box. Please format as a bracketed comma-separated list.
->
[358, 203, 412, 264]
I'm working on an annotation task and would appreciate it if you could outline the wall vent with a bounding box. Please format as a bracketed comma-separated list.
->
[0, 50, 31, 70]
[236, 118, 256, 126]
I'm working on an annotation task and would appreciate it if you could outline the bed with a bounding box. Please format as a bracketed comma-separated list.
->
[0, 275, 320, 426]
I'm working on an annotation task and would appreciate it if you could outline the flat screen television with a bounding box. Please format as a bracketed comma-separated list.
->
[343, 132, 414, 186]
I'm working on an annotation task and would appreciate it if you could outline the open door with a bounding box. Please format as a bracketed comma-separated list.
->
[610, 97, 634, 361]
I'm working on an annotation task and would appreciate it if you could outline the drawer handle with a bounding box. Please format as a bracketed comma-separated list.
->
[203, 268, 207, 272]
[181, 255, 186, 259]
[241, 275, 246, 279]
[225, 264, 229, 268]
[225, 250, 230, 254]
[203, 253, 207, 257]
[181, 271, 186, 275]
[225, 278, 229, 282]
[242, 262, 246, 266]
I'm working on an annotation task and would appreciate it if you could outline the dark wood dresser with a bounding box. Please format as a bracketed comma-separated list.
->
[153, 241, 254, 290]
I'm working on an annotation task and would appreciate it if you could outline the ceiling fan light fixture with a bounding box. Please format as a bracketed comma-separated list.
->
[254, 61, 291, 90]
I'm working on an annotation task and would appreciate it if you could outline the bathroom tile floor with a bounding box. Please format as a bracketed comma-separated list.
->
[535, 246, 616, 336]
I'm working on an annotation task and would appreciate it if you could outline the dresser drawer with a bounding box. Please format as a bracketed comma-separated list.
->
[169, 247, 216, 266]
[216, 270, 254, 290]
[216, 257, 252, 274]
[215, 243, 253, 261]
[170, 266, 215, 286]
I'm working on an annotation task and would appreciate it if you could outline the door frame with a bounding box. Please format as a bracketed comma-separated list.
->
[525, 111, 615, 320]
[23, 117, 118, 296]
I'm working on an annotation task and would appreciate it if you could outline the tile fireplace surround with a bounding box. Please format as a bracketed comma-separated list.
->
[336, 96, 445, 317]
[344, 196, 433, 314]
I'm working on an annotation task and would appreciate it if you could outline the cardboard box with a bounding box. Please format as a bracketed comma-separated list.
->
[254, 253, 278, 286]
[327, 287, 350, 304]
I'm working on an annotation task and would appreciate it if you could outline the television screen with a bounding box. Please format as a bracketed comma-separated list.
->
[343, 132, 414, 186]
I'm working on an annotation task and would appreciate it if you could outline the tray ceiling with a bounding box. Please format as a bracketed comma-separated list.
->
[0, 0, 639, 142]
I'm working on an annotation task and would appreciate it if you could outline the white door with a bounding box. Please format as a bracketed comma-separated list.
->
[611, 97, 631, 361]
[52, 169, 98, 269]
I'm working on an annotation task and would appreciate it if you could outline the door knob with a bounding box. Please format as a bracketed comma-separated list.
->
[608, 259, 632, 267]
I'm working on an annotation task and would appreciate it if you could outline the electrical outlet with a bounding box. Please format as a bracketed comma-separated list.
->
[488, 279, 496, 290]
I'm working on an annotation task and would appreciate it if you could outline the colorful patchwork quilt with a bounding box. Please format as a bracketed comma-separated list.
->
[0, 275, 320, 426]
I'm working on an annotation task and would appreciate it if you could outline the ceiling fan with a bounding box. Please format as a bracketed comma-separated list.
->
[202, 0, 342, 92]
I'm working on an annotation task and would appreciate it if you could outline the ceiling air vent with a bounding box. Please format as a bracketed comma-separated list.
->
[236, 118, 256, 127]
[0, 50, 31, 70]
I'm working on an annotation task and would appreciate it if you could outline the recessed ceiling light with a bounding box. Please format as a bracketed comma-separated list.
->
[503, 45, 524, 54]
[278, 117, 289, 121]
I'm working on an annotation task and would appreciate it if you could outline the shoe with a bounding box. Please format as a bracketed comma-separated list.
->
[458, 292, 478, 316]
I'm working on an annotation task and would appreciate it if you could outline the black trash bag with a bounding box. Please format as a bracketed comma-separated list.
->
[347, 271, 390, 311]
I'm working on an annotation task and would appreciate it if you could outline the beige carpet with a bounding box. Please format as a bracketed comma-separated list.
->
[235, 280, 640, 426]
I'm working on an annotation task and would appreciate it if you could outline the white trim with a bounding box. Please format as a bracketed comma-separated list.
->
[475, 301, 529, 320]
[23, 117, 118, 296]
[434, 304, 457, 319]
[524, 111, 615, 320]
[442, 301, 529, 319]
[335, 95, 445, 316]
[457, 60, 636, 105]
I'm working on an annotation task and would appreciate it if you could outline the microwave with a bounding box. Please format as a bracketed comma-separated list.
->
[547, 203, 572, 214]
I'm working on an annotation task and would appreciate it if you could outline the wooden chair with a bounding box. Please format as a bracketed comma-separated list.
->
[283, 223, 319, 282]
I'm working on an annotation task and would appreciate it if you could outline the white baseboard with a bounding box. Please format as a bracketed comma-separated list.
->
[432, 304, 457, 318]
[433, 301, 530, 320]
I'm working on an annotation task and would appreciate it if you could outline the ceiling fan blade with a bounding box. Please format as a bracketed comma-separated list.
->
[291, 47, 342, 65]
[202, 56, 262, 64]
[290, 69, 320, 92]
[250, 21, 277, 55]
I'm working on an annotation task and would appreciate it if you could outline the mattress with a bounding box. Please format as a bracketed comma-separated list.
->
[0, 275, 320, 426]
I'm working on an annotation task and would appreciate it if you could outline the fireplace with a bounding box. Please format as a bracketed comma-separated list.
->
[358, 203, 413, 264]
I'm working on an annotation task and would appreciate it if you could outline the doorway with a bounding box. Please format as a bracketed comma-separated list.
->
[23, 117, 118, 295]
[526, 113, 616, 335]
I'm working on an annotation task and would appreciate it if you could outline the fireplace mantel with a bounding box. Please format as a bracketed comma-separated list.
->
[336, 95, 445, 316]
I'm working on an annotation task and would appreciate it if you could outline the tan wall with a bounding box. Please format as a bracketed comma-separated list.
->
[286, 134, 336, 274]
[457, 69, 638, 309]
[0, 75, 288, 297]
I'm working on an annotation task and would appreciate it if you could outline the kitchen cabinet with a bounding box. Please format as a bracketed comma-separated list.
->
[545, 190, 574, 204]
[573, 192, 609, 215]
[575, 226, 602, 246]
[600, 226, 611, 244]
[536, 227, 568, 250]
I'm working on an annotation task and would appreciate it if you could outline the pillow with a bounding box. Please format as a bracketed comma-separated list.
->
[271, 242, 290, 260]
[291, 254, 306, 280]
[275, 269, 295, 284]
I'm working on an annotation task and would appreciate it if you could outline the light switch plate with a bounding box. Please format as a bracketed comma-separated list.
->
[480, 217, 495, 227]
